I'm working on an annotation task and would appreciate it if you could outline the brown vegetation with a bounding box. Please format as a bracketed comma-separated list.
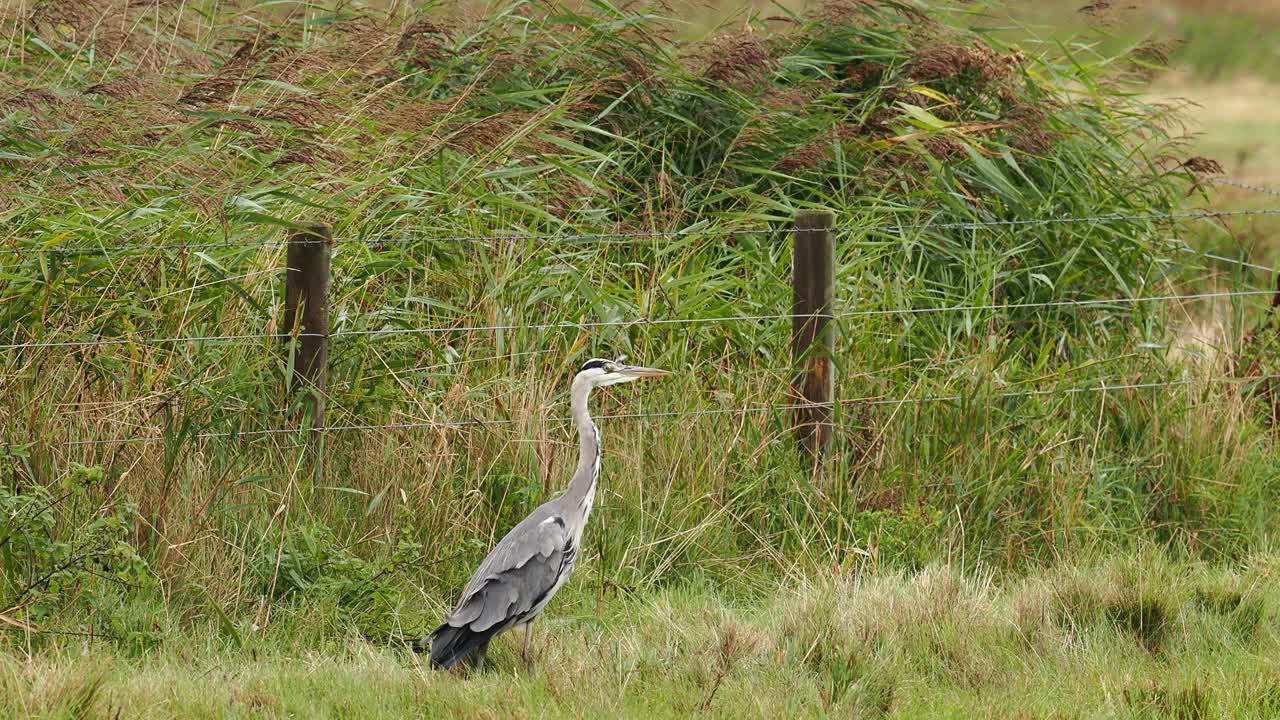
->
[396, 19, 452, 67]
[698, 34, 778, 91]
[905, 43, 1010, 87]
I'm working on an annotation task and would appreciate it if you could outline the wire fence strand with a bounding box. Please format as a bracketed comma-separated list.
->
[56, 373, 1278, 447]
[1199, 251, 1278, 274]
[5, 206, 1280, 255]
[2, 289, 1275, 351]
[1210, 177, 1280, 198]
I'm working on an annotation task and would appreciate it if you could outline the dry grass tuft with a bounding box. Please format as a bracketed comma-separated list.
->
[905, 43, 1009, 87]
[779, 567, 1009, 694]
[274, 140, 346, 169]
[1134, 40, 1181, 69]
[698, 619, 761, 710]
[813, 0, 927, 25]
[761, 79, 834, 111]
[1002, 99, 1055, 154]
[179, 35, 295, 109]
[813, 0, 876, 26]
[1180, 155, 1225, 175]
[1123, 679, 1212, 719]
[247, 94, 334, 129]
[396, 19, 452, 67]
[373, 95, 465, 134]
[5, 86, 63, 110]
[698, 34, 778, 91]
[775, 137, 834, 174]
[841, 60, 887, 90]
[1013, 562, 1185, 657]
[919, 135, 967, 161]
[1128, 40, 1185, 81]
[27, 0, 111, 34]
[83, 76, 147, 100]
[28, 0, 206, 72]
[444, 112, 559, 157]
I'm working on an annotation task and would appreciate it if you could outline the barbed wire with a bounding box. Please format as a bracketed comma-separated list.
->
[0, 227, 767, 255]
[1199, 251, 1277, 274]
[0, 626, 117, 640]
[56, 373, 1277, 447]
[840, 288, 1274, 318]
[894, 207, 1280, 232]
[4, 206, 1280, 256]
[324, 208, 1280, 245]
[1210, 177, 1280, 198]
[2, 288, 1274, 351]
[61, 402, 829, 446]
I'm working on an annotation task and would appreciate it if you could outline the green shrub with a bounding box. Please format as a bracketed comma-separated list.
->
[248, 509, 425, 639]
[0, 457, 156, 645]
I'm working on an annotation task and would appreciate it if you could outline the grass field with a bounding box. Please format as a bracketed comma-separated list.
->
[10, 554, 1280, 718]
[3, 0, 1280, 717]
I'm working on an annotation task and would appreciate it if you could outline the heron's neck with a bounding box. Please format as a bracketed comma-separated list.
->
[565, 376, 601, 519]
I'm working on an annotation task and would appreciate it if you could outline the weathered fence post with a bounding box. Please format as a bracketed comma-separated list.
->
[791, 209, 835, 463]
[284, 223, 331, 481]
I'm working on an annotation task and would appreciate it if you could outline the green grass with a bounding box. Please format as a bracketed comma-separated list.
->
[4, 0, 1280, 716]
[7, 553, 1280, 718]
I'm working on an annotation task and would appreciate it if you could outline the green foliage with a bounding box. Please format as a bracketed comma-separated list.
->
[248, 506, 425, 639]
[0, 459, 156, 644]
[844, 507, 943, 570]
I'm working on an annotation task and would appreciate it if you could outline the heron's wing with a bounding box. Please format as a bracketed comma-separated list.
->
[445, 513, 571, 632]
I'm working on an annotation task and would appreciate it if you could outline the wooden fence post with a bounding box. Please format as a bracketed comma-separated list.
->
[284, 224, 331, 481]
[792, 209, 835, 463]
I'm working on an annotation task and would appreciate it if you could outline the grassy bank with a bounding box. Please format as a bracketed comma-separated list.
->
[7, 554, 1280, 718]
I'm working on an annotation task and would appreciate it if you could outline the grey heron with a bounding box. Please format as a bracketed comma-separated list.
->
[416, 357, 670, 670]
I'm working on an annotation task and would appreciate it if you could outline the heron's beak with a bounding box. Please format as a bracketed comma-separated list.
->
[618, 365, 670, 379]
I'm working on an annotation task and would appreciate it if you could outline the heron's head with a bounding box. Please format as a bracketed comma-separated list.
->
[576, 357, 670, 388]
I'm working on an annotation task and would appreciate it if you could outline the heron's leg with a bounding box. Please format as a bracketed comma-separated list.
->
[472, 639, 490, 673]
[521, 621, 534, 668]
